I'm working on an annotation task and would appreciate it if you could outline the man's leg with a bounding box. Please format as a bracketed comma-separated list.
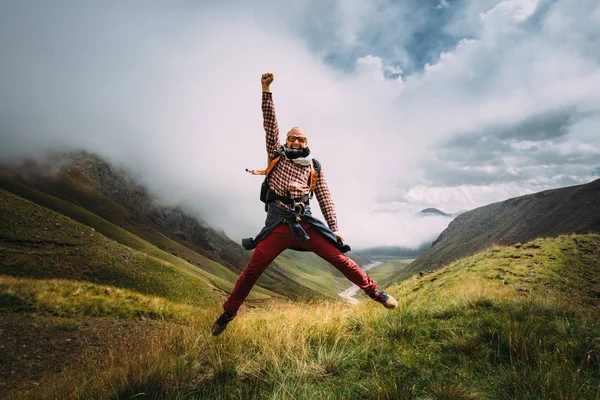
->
[299, 223, 397, 308]
[299, 222, 377, 295]
[212, 224, 291, 335]
[222, 224, 291, 316]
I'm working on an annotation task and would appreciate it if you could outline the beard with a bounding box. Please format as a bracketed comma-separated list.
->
[284, 146, 310, 159]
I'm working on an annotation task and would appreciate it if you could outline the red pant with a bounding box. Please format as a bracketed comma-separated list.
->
[223, 221, 377, 315]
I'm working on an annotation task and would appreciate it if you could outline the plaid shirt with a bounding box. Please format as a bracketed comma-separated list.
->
[262, 91, 339, 232]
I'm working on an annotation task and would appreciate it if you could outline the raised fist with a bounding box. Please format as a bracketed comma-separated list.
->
[261, 72, 274, 87]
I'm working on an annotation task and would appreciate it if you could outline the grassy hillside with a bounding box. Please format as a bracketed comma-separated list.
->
[357, 242, 430, 260]
[0, 161, 335, 301]
[0, 275, 197, 320]
[407, 178, 600, 279]
[270, 249, 372, 298]
[274, 250, 350, 298]
[3, 233, 598, 399]
[0, 188, 279, 304]
[0, 177, 307, 299]
[345, 251, 370, 266]
[366, 258, 413, 288]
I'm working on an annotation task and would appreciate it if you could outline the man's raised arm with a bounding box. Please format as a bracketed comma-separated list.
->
[261, 72, 281, 161]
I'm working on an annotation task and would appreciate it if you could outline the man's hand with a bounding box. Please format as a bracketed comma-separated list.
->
[261, 72, 274, 91]
[334, 231, 345, 243]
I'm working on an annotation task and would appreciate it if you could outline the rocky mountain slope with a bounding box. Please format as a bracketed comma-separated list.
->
[401, 179, 600, 280]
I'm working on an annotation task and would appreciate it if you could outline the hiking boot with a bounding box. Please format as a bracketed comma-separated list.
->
[369, 290, 398, 309]
[211, 311, 235, 336]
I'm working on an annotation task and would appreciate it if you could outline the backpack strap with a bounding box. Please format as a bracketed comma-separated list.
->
[265, 155, 281, 176]
[246, 155, 281, 176]
[309, 159, 321, 192]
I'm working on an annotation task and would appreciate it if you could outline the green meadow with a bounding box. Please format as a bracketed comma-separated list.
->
[2, 230, 598, 399]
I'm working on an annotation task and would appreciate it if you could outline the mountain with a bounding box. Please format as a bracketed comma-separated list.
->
[0, 151, 363, 301]
[0, 187, 233, 305]
[3, 153, 599, 399]
[418, 208, 466, 217]
[401, 179, 600, 280]
[419, 207, 451, 217]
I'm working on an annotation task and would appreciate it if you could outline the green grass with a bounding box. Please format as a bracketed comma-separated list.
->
[0, 178, 281, 300]
[9, 233, 599, 400]
[0, 189, 281, 305]
[366, 259, 413, 287]
[0, 275, 199, 320]
[274, 250, 350, 298]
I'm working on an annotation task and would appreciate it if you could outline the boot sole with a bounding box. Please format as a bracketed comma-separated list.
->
[211, 322, 227, 336]
[384, 298, 398, 309]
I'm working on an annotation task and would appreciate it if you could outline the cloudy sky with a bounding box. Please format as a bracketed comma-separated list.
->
[1, 0, 599, 249]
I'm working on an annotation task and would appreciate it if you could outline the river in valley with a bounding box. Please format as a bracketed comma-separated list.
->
[337, 261, 383, 304]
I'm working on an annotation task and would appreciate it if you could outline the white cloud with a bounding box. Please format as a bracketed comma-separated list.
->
[1, 0, 599, 250]
[436, 1, 450, 10]
[397, 183, 538, 212]
[481, 0, 540, 24]
[384, 65, 404, 76]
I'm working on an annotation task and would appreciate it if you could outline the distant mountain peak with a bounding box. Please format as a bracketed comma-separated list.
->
[419, 208, 450, 217]
[418, 208, 467, 218]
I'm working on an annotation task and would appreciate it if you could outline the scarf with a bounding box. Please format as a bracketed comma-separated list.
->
[283, 146, 312, 165]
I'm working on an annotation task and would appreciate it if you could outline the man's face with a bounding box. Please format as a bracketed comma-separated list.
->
[286, 127, 308, 149]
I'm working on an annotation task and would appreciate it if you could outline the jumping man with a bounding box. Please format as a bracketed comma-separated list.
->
[211, 72, 397, 336]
